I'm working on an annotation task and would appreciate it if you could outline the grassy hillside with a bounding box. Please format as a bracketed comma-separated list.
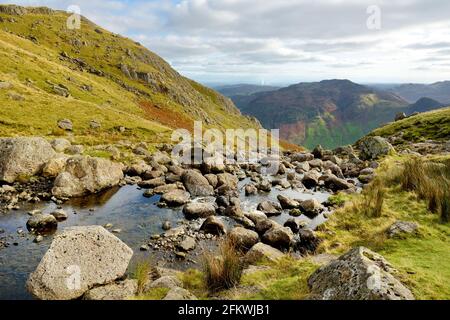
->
[0, 5, 259, 147]
[370, 107, 450, 143]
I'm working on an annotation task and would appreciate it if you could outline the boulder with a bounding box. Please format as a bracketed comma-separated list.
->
[299, 199, 324, 218]
[244, 184, 258, 196]
[147, 276, 182, 291]
[322, 174, 353, 192]
[50, 209, 68, 221]
[217, 172, 239, 189]
[177, 236, 196, 251]
[277, 195, 299, 209]
[245, 211, 268, 225]
[161, 189, 190, 207]
[57, 119, 73, 131]
[52, 156, 124, 198]
[89, 120, 101, 129]
[26, 214, 58, 234]
[50, 138, 71, 152]
[395, 112, 407, 121]
[228, 227, 259, 251]
[257, 201, 282, 217]
[204, 174, 218, 188]
[302, 171, 321, 189]
[255, 218, 280, 235]
[126, 161, 152, 177]
[387, 221, 419, 238]
[308, 247, 414, 300]
[284, 218, 306, 233]
[244, 243, 284, 264]
[262, 226, 294, 251]
[257, 179, 272, 192]
[200, 216, 226, 235]
[0, 137, 56, 183]
[295, 162, 310, 173]
[66, 145, 84, 155]
[163, 287, 198, 300]
[357, 136, 395, 161]
[183, 203, 216, 219]
[138, 177, 166, 188]
[83, 280, 137, 300]
[182, 170, 214, 197]
[27, 226, 133, 300]
[312, 145, 325, 159]
[201, 155, 225, 173]
[153, 184, 179, 195]
[291, 153, 314, 162]
[294, 229, 321, 255]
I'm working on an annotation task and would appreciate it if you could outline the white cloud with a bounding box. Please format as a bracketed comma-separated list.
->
[5, 0, 450, 83]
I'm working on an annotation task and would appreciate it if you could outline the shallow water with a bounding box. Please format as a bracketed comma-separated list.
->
[0, 179, 331, 300]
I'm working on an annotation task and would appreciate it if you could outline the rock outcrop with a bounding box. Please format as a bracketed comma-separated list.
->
[308, 247, 414, 300]
[357, 136, 395, 160]
[0, 137, 56, 183]
[52, 156, 124, 197]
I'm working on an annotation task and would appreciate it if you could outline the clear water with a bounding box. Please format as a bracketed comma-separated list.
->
[0, 179, 331, 300]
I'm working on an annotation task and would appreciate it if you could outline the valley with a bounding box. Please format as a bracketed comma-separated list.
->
[0, 3, 449, 304]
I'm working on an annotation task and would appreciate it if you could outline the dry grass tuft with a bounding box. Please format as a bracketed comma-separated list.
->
[201, 239, 244, 294]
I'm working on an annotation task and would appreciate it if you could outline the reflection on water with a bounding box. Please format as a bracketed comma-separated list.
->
[0, 180, 331, 300]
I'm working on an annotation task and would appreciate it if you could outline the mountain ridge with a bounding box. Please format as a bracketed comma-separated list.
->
[0, 4, 261, 147]
[230, 79, 410, 149]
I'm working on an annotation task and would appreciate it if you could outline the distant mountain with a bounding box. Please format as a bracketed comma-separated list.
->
[407, 97, 445, 114]
[215, 84, 280, 97]
[230, 79, 411, 149]
[392, 81, 450, 104]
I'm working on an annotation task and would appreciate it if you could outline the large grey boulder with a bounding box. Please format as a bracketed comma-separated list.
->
[27, 226, 133, 300]
[52, 156, 124, 198]
[182, 170, 214, 197]
[357, 136, 395, 160]
[308, 247, 414, 300]
[0, 137, 56, 183]
[244, 243, 284, 264]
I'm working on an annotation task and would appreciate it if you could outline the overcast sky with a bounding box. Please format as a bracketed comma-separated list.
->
[5, 0, 450, 85]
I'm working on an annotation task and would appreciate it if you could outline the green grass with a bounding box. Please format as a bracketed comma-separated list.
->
[135, 287, 170, 300]
[319, 155, 450, 299]
[236, 257, 318, 300]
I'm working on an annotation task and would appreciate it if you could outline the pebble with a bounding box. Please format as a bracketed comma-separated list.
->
[34, 235, 44, 243]
[104, 223, 113, 229]
[140, 244, 149, 251]
[112, 229, 122, 234]
[162, 221, 172, 231]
